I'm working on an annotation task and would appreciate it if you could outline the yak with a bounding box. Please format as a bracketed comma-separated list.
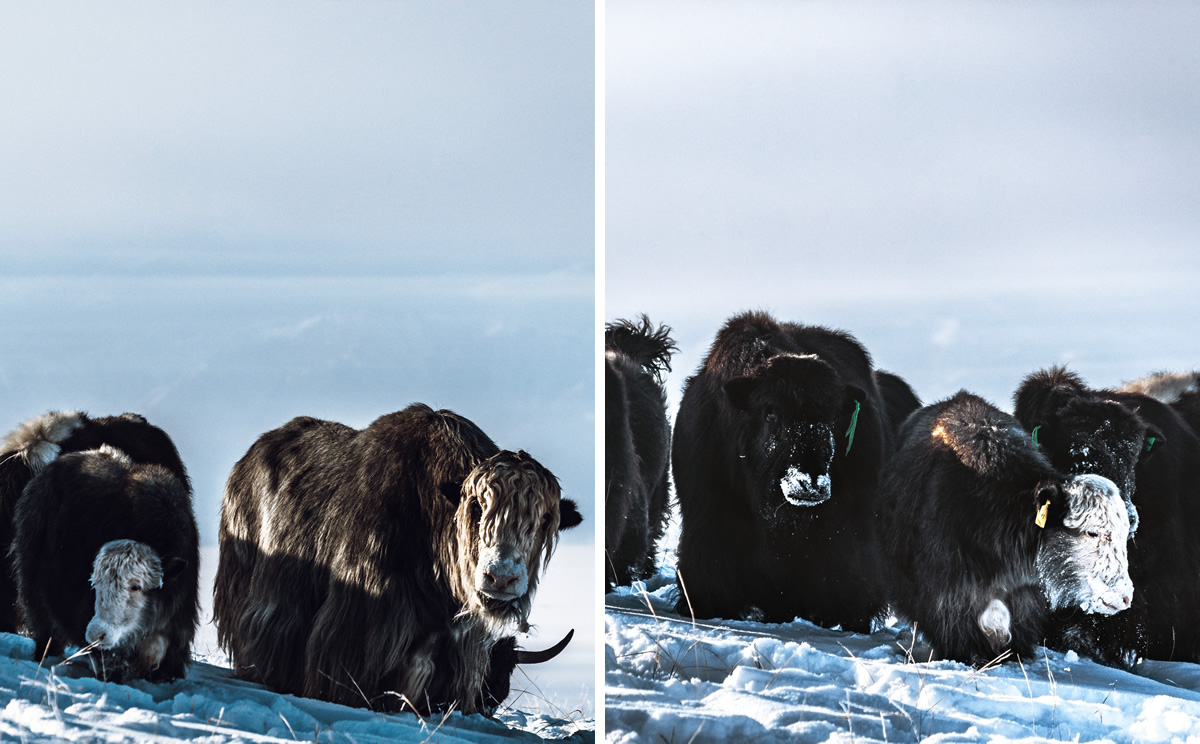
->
[213, 403, 583, 715]
[879, 391, 1133, 665]
[1121, 370, 1200, 436]
[11, 444, 199, 681]
[672, 310, 919, 630]
[1016, 367, 1200, 665]
[0, 411, 190, 633]
[604, 315, 676, 592]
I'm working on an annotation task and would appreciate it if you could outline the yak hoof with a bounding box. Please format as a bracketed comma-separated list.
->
[978, 598, 1012, 651]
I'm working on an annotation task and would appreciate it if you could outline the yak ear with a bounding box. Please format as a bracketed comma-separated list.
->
[724, 377, 759, 411]
[163, 556, 188, 584]
[558, 498, 583, 530]
[439, 479, 465, 505]
[1032, 482, 1061, 529]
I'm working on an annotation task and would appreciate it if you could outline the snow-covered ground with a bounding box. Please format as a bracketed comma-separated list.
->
[0, 539, 594, 743]
[0, 633, 591, 743]
[605, 534, 1200, 744]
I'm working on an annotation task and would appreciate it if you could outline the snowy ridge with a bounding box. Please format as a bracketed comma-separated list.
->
[606, 574, 1200, 743]
[0, 634, 593, 743]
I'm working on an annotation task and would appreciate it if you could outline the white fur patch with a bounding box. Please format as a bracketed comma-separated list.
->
[1120, 371, 1199, 403]
[1038, 474, 1133, 615]
[87, 540, 163, 649]
[1, 410, 85, 472]
[978, 598, 1012, 650]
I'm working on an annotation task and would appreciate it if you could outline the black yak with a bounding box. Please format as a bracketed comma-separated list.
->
[213, 404, 583, 715]
[0, 411, 189, 633]
[1016, 367, 1200, 665]
[605, 315, 676, 592]
[11, 444, 199, 681]
[672, 310, 918, 630]
[879, 391, 1133, 665]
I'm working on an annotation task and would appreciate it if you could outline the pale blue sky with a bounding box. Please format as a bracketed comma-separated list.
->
[0, 2, 595, 541]
[607, 1, 1200, 415]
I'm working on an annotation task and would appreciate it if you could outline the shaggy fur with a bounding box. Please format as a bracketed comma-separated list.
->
[605, 315, 676, 591]
[1016, 367, 1200, 665]
[0, 411, 189, 632]
[1121, 370, 1200, 438]
[213, 404, 582, 715]
[672, 310, 919, 629]
[878, 391, 1133, 665]
[11, 446, 199, 682]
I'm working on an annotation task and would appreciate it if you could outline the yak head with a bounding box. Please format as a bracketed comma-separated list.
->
[85, 538, 186, 680]
[1035, 474, 1134, 615]
[1015, 367, 1163, 537]
[450, 450, 582, 632]
[724, 353, 866, 515]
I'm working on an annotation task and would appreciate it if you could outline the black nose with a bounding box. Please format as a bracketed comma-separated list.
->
[486, 571, 518, 592]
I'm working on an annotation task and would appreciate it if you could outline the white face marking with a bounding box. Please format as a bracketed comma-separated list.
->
[1037, 474, 1133, 615]
[86, 540, 163, 649]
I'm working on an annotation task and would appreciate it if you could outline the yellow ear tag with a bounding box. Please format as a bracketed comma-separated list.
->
[1036, 499, 1050, 529]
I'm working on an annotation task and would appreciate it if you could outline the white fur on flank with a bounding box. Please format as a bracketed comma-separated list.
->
[1120, 371, 1199, 403]
[1, 410, 85, 472]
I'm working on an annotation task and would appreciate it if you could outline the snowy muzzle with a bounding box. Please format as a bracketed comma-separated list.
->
[1037, 474, 1133, 615]
[776, 424, 835, 507]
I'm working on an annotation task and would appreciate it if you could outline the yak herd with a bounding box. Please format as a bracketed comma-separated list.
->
[0, 404, 581, 716]
[606, 310, 1200, 671]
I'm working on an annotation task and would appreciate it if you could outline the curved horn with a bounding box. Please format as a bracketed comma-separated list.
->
[514, 628, 574, 665]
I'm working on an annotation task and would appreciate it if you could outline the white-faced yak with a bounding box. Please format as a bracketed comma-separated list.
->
[12, 444, 199, 682]
[1016, 367, 1200, 666]
[880, 391, 1133, 665]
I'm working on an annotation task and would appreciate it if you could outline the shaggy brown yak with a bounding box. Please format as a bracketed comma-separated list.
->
[213, 403, 582, 714]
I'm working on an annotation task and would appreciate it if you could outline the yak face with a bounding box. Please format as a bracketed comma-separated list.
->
[453, 450, 579, 632]
[1036, 474, 1134, 616]
[724, 353, 864, 514]
[85, 539, 174, 674]
[1031, 397, 1158, 538]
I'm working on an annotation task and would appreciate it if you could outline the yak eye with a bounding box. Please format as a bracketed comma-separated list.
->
[470, 501, 483, 521]
[764, 408, 778, 423]
[129, 583, 142, 593]
[1086, 531, 1099, 539]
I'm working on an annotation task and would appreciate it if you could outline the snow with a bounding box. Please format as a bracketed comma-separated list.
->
[0, 632, 591, 743]
[0, 541, 594, 742]
[606, 565, 1200, 743]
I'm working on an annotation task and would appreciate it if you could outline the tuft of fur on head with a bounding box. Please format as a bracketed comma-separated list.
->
[605, 316, 678, 384]
[1120, 371, 1200, 404]
[1036, 474, 1133, 616]
[1, 411, 86, 473]
[452, 450, 562, 634]
[87, 539, 164, 649]
[930, 393, 1047, 477]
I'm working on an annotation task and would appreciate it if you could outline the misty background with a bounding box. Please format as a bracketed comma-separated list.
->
[0, 2, 594, 715]
[607, 1, 1199, 418]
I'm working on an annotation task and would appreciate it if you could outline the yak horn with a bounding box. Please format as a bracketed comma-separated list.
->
[515, 628, 574, 665]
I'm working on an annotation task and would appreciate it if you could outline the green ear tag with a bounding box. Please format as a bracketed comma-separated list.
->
[845, 400, 861, 456]
[1146, 436, 1157, 453]
[1031, 425, 1041, 446]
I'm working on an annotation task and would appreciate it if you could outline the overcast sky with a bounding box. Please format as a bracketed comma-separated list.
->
[607, 0, 1200, 413]
[0, 1, 595, 539]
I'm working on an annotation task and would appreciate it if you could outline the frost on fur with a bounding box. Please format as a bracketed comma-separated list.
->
[1037, 474, 1133, 615]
